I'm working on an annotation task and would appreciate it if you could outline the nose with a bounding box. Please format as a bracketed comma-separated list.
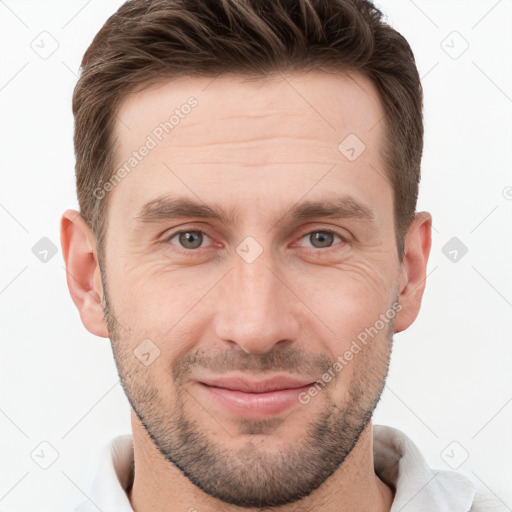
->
[213, 254, 300, 354]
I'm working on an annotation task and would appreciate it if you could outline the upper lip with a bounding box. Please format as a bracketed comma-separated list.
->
[199, 375, 314, 393]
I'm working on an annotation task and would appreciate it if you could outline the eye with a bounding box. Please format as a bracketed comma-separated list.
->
[300, 230, 343, 249]
[168, 230, 211, 250]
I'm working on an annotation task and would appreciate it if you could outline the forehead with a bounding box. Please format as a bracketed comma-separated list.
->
[109, 71, 391, 225]
[114, 70, 385, 153]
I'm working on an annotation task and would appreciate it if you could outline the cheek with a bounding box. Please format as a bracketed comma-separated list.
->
[294, 254, 399, 326]
[287, 261, 398, 383]
[106, 260, 220, 351]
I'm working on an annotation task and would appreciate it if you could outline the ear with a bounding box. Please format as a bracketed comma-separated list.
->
[60, 209, 109, 338]
[394, 211, 432, 333]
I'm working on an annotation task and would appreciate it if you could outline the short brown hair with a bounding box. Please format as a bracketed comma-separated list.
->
[73, 0, 423, 259]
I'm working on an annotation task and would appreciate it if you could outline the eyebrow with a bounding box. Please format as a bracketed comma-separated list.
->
[135, 195, 376, 227]
[135, 197, 237, 224]
[289, 197, 375, 224]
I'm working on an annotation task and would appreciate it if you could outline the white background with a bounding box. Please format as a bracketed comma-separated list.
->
[1, 0, 511, 510]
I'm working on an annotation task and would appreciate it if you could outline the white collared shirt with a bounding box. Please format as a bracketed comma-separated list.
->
[74, 425, 497, 511]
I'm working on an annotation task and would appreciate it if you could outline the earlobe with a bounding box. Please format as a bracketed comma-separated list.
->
[394, 212, 432, 334]
[60, 209, 109, 338]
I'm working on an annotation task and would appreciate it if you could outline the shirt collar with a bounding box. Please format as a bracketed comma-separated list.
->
[373, 425, 476, 511]
[75, 425, 477, 512]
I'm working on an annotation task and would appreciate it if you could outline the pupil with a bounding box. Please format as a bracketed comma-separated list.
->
[311, 231, 333, 248]
[180, 231, 203, 249]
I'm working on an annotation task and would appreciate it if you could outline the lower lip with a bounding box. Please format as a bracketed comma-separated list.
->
[197, 383, 312, 418]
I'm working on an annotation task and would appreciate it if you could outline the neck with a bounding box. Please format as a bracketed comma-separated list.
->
[128, 413, 394, 512]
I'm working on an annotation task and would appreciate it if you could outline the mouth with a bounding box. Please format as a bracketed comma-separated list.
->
[195, 376, 314, 419]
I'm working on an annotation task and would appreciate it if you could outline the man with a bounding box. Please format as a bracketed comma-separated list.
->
[61, 0, 492, 510]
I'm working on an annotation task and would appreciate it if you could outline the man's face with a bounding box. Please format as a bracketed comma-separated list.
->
[102, 72, 404, 507]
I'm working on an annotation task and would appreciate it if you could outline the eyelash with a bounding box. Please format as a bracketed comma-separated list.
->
[163, 227, 349, 253]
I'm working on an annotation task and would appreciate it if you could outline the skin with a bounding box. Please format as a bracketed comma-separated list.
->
[61, 71, 432, 512]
